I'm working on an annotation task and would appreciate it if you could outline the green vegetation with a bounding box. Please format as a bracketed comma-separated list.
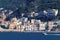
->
[0, 0, 60, 17]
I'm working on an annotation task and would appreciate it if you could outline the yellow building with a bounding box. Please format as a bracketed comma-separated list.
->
[9, 22, 16, 29]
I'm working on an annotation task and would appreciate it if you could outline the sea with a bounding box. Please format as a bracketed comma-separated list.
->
[0, 32, 60, 40]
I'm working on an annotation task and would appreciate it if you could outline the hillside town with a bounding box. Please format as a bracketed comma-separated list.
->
[0, 8, 60, 32]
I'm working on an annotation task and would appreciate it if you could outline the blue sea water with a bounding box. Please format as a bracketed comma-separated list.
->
[0, 32, 60, 40]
